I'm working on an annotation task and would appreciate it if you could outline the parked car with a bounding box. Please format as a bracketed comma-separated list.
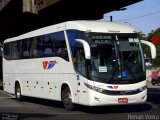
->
[150, 69, 160, 86]
[151, 76, 160, 85]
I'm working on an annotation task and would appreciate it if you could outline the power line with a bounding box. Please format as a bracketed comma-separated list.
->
[116, 10, 160, 22]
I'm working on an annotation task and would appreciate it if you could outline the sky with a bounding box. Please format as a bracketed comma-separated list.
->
[104, 0, 160, 36]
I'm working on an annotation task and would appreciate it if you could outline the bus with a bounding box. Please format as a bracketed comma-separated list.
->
[3, 20, 150, 110]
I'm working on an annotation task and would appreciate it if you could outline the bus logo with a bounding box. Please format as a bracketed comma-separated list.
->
[43, 60, 58, 70]
[107, 86, 119, 89]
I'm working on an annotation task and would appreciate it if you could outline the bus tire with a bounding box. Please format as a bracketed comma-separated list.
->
[62, 87, 74, 111]
[15, 83, 23, 101]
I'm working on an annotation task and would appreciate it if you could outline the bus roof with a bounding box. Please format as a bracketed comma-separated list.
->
[4, 20, 136, 43]
[66, 20, 135, 33]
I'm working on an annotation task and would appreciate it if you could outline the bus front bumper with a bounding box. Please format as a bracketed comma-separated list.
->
[88, 89, 147, 106]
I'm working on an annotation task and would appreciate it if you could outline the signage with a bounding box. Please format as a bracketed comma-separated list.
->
[151, 36, 160, 45]
[107, 86, 119, 89]
[43, 60, 58, 70]
[92, 35, 113, 44]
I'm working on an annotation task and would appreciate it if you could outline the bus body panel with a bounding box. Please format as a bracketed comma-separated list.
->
[88, 89, 147, 106]
[87, 80, 147, 106]
[3, 20, 147, 107]
[3, 57, 76, 99]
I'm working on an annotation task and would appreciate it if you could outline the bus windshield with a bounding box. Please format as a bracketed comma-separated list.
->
[66, 30, 146, 84]
[89, 33, 146, 84]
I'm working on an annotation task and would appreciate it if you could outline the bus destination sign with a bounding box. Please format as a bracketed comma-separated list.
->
[92, 35, 112, 44]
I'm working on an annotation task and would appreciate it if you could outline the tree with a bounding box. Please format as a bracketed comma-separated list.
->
[148, 27, 160, 67]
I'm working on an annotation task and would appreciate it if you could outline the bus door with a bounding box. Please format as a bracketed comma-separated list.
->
[75, 43, 89, 105]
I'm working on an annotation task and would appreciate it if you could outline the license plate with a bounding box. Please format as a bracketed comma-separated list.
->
[118, 98, 128, 103]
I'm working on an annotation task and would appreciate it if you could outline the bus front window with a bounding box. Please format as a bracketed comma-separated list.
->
[90, 40, 116, 83]
[91, 35, 118, 83]
[89, 33, 146, 84]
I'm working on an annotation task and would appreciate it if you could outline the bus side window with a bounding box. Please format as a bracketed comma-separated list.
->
[30, 37, 38, 58]
[50, 31, 69, 61]
[44, 48, 52, 55]
[4, 43, 11, 60]
[22, 39, 30, 58]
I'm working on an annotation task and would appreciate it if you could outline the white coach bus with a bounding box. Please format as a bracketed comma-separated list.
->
[3, 20, 149, 110]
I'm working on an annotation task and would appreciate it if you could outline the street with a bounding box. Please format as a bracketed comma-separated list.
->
[0, 83, 159, 120]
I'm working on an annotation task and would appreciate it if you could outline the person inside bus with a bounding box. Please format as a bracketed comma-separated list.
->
[33, 49, 38, 57]
[44, 47, 52, 55]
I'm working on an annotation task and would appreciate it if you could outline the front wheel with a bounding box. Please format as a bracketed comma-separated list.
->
[62, 87, 74, 111]
[15, 83, 23, 101]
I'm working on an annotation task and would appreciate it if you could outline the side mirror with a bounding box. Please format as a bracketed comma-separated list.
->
[141, 40, 156, 59]
[75, 39, 91, 59]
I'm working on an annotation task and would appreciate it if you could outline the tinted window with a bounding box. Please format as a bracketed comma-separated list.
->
[4, 31, 69, 61]
[66, 30, 84, 57]
[4, 43, 11, 60]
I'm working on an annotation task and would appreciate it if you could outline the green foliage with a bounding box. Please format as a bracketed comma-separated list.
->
[137, 32, 145, 40]
[147, 27, 160, 67]
[137, 27, 160, 67]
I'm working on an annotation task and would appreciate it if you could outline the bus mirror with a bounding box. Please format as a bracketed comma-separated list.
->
[75, 39, 91, 59]
[141, 40, 156, 59]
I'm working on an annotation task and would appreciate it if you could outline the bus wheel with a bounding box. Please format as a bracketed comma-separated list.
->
[15, 83, 23, 101]
[62, 87, 74, 111]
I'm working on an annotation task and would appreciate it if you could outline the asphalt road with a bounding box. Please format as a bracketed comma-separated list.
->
[0, 85, 159, 120]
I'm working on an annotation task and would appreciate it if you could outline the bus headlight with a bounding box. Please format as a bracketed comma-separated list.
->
[84, 83, 103, 93]
[138, 85, 147, 92]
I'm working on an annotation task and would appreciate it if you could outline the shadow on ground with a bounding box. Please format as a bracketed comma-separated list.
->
[3, 87, 160, 114]
[18, 96, 153, 114]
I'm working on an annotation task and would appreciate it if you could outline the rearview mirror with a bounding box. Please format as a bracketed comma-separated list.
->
[75, 39, 91, 59]
[141, 40, 156, 59]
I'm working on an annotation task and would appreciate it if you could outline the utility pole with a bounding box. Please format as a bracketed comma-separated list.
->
[110, 16, 113, 22]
